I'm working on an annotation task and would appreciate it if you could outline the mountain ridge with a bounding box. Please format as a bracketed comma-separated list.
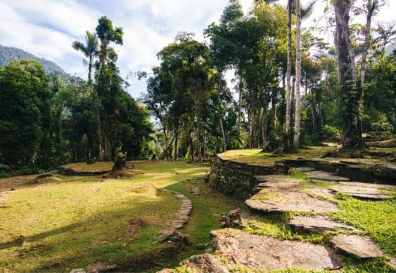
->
[0, 45, 65, 74]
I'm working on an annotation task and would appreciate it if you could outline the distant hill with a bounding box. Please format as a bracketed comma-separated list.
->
[0, 45, 65, 74]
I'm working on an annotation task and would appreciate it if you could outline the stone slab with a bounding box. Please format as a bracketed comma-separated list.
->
[246, 190, 339, 213]
[157, 190, 193, 243]
[248, 175, 339, 213]
[331, 234, 384, 258]
[209, 229, 343, 271]
[304, 187, 334, 198]
[295, 167, 316, 172]
[254, 175, 300, 184]
[330, 182, 394, 200]
[290, 215, 357, 233]
[309, 171, 350, 182]
[180, 254, 229, 273]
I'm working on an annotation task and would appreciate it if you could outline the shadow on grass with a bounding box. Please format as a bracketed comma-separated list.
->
[0, 189, 181, 272]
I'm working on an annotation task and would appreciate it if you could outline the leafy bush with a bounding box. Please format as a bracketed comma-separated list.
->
[321, 125, 341, 139]
[362, 109, 394, 133]
[0, 164, 10, 172]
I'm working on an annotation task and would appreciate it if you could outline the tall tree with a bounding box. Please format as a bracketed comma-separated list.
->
[293, 0, 301, 150]
[284, 0, 293, 152]
[0, 60, 51, 168]
[72, 31, 99, 84]
[333, 0, 381, 149]
[94, 16, 124, 160]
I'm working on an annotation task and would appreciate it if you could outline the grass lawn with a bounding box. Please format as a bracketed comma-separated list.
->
[218, 147, 339, 165]
[219, 147, 395, 167]
[0, 161, 213, 272]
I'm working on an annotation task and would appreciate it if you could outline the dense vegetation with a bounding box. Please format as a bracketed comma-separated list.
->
[0, 17, 153, 175]
[143, 0, 396, 161]
[1, 1, 396, 174]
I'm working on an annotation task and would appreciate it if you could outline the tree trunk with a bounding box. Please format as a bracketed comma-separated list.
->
[272, 91, 277, 132]
[174, 128, 179, 161]
[261, 95, 268, 148]
[217, 73, 227, 152]
[238, 73, 243, 135]
[309, 85, 316, 135]
[161, 136, 175, 160]
[88, 55, 93, 84]
[293, 0, 302, 151]
[284, 0, 293, 152]
[360, 0, 376, 87]
[333, 0, 365, 149]
[97, 109, 104, 161]
[189, 131, 194, 162]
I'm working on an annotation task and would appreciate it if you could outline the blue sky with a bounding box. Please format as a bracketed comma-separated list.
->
[0, 0, 395, 98]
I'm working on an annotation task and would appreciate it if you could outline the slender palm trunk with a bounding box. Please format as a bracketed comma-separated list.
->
[293, 0, 302, 151]
[217, 72, 227, 152]
[261, 95, 268, 148]
[284, 0, 292, 152]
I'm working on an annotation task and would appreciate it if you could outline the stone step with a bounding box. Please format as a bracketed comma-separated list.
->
[203, 229, 344, 271]
[290, 215, 358, 233]
[330, 181, 395, 200]
[157, 189, 193, 243]
[246, 191, 339, 213]
[309, 171, 350, 182]
[331, 234, 384, 259]
[295, 167, 316, 172]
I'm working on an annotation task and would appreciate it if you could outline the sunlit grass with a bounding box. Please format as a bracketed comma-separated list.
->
[332, 194, 396, 257]
[0, 161, 209, 272]
[219, 147, 394, 166]
[219, 147, 339, 165]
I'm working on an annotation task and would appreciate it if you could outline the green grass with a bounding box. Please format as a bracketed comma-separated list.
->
[332, 195, 396, 256]
[241, 212, 327, 245]
[219, 147, 339, 165]
[219, 147, 395, 167]
[0, 161, 209, 272]
[164, 177, 245, 264]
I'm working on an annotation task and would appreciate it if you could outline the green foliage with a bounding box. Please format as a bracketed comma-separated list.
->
[0, 60, 51, 168]
[333, 196, 396, 256]
[362, 109, 394, 133]
[321, 125, 341, 139]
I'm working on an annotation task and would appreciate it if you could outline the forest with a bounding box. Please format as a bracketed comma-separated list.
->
[0, 0, 395, 173]
[1, 1, 396, 272]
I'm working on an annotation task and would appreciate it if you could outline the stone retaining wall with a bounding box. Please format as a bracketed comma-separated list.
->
[283, 159, 395, 184]
[208, 156, 396, 199]
[207, 155, 288, 200]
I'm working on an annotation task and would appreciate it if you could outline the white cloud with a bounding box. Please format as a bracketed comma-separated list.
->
[1, 0, 395, 99]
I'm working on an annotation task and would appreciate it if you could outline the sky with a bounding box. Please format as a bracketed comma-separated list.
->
[0, 0, 395, 98]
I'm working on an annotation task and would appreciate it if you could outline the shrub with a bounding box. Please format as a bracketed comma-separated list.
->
[321, 125, 341, 139]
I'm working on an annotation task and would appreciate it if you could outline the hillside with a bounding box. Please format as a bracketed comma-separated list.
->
[0, 45, 65, 74]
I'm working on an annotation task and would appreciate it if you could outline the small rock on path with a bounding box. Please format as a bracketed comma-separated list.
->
[331, 234, 384, 259]
[309, 171, 350, 182]
[330, 181, 395, 200]
[157, 189, 193, 243]
[210, 229, 343, 271]
[290, 215, 358, 233]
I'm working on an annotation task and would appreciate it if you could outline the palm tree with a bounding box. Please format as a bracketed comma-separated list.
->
[284, 0, 293, 152]
[293, 0, 301, 151]
[283, 0, 315, 151]
[72, 31, 99, 84]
